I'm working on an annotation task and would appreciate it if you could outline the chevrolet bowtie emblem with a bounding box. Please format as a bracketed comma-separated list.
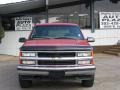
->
[53, 57, 61, 60]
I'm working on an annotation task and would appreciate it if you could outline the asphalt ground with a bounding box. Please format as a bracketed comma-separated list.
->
[0, 54, 120, 90]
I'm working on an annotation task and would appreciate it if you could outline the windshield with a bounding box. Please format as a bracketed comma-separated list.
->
[30, 25, 84, 40]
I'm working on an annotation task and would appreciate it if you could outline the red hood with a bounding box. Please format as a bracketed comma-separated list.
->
[23, 39, 89, 46]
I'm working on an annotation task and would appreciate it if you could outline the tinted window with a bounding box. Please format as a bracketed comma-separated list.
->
[30, 25, 84, 40]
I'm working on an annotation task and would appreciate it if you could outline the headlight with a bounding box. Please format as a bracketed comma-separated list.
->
[78, 60, 90, 65]
[22, 60, 36, 65]
[22, 52, 36, 57]
[77, 52, 92, 57]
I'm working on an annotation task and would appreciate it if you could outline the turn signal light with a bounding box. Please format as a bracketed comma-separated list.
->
[90, 59, 95, 65]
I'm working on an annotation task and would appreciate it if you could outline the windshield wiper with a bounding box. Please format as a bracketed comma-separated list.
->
[54, 37, 79, 40]
[31, 36, 53, 40]
[31, 36, 80, 40]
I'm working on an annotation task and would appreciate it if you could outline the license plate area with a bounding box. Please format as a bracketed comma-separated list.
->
[49, 71, 65, 78]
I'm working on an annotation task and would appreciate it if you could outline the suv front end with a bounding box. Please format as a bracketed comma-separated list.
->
[17, 23, 96, 88]
[18, 47, 95, 88]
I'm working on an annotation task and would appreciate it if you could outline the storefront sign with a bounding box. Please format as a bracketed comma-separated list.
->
[15, 17, 32, 30]
[99, 12, 120, 29]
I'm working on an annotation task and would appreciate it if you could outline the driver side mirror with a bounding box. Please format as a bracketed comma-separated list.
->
[87, 37, 95, 42]
[19, 37, 26, 43]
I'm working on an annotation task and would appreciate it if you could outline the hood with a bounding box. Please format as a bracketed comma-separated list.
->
[23, 39, 90, 47]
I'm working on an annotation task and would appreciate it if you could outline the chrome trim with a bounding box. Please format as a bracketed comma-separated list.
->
[19, 65, 79, 67]
[65, 70, 95, 76]
[18, 71, 49, 75]
[18, 70, 95, 76]
[20, 57, 93, 60]
[17, 65, 95, 71]
[21, 51, 92, 53]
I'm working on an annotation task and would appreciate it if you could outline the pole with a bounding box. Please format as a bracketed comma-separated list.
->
[45, 0, 49, 23]
[0, 16, 1, 43]
[0, 16, 4, 43]
[90, 0, 95, 33]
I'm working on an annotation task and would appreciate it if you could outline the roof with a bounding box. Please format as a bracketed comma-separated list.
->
[0, 0, 80, 15]
[0, 0, 101, 15]
[0, 0, 44, 14]
[35, 23, 78, 26]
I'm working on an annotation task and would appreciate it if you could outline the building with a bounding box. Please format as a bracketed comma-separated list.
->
[0, 0, 120, 56]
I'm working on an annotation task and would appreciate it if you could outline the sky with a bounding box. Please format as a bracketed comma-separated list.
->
[0, 0, 27, 4]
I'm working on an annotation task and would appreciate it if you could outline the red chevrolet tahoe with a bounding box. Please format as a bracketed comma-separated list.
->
[18, 23, 96, 88]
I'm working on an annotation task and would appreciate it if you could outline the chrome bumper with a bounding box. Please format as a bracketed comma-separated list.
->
[17, 65, 96, 76]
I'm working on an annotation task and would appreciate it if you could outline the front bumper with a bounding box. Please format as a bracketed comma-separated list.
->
[17, 65, 96, 77]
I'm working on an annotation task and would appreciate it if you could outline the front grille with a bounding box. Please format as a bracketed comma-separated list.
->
[38, 60, 76, 65]
[38, 52, 75, 57]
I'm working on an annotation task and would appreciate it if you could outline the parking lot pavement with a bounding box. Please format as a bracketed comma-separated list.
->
[0, 54, 120, 90]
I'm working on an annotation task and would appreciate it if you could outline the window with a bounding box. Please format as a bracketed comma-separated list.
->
[94, 0, 120, 29]
[2, 17, 15, 31]
[2, 15, 46, 31]
[49, 4, 90, 29]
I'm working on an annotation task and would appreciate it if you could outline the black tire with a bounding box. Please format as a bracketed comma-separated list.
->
[19, 75, 32, 88]
[81, 76, 94, 87]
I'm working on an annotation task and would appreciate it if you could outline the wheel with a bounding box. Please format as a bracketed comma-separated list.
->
[19, 75, 32, 88]
[81, 76, 94, 87]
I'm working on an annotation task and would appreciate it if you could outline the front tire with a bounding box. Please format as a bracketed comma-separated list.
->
[19, 75, 32, 88]
[81, 76, 94, 87]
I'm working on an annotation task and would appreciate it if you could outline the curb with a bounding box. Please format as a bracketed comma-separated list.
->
[0, 55, 18, 61]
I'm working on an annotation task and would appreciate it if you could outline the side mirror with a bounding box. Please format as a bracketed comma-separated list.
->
[19, 37, 26, 43]
[87, 37, 95, 42]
